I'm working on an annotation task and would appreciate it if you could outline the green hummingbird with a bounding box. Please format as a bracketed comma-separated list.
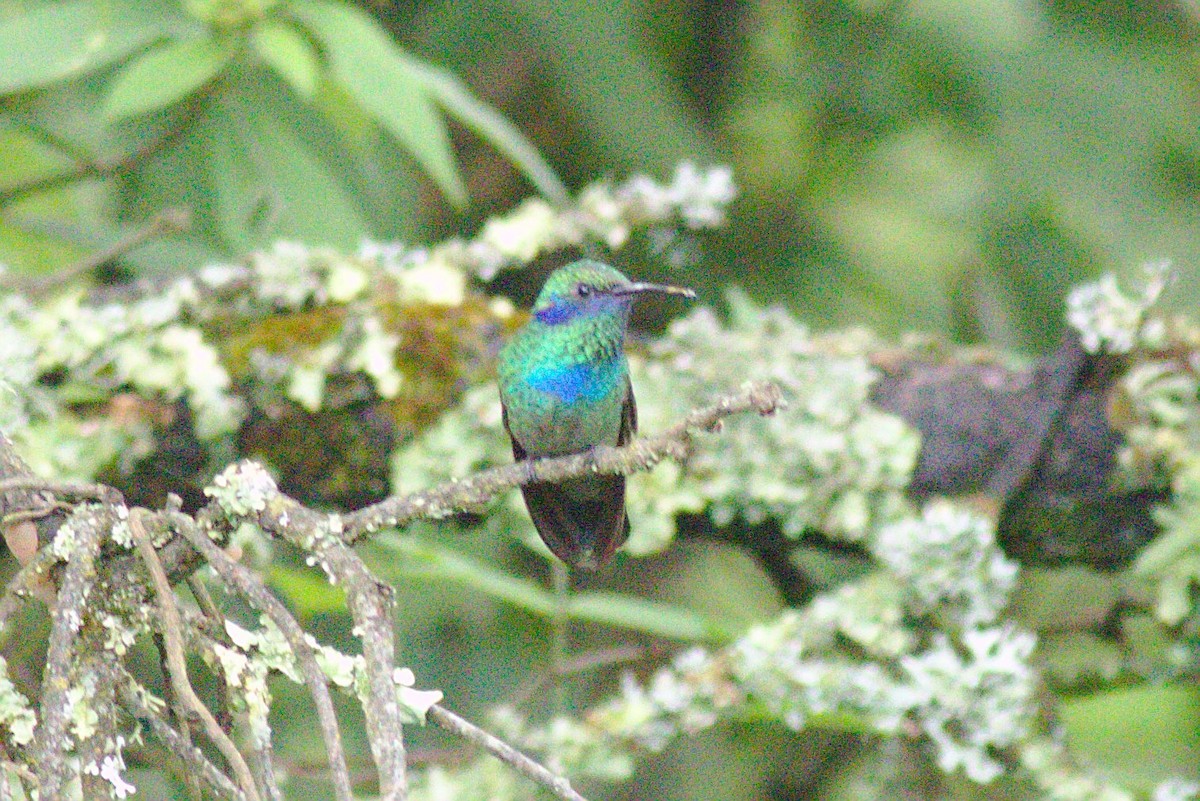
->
[498, 260, 695, 571]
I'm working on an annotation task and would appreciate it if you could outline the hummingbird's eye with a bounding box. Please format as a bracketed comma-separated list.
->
[575, 283, 592, 298]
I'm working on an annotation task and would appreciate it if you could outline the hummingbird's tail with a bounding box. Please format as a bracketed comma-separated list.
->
[521, 474, 629, 571]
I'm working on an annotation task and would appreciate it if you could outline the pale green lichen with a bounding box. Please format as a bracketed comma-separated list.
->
[488, 706, 636, 781]
[900, 626, 1037, 783]
[639, 291, 919, 543]
[27, 290, 243, 440]
[346, 317, 404, 400]
[1134, 454, 1200, 626]
[204, 461, 277, 519]
[0, 656, 36, 746]
[5, 167, 733, 491]
[210, 638, 273, 745]
[284, 342, 343, 412]
[1154, 778, 1200, 801]
[67, 678, 101, 740]
[480, 500, 1038, 787]
[1116, 361, 1200, 489]
[440, 162, 736, 279]
[245, 242, 369, 309]
[223, 617, 442, 727]
[1018, 736, 1136, 801]
[1065, 261, 1170, 354]
[873, 501, 1019, 629]
[81, 734, 136, 799]
[49, 517, 80, 561]
[389, 667, 443, 724]
[313, 639, 359, 688]
[98, 612, 142, 657]
[409, 757, 522, 801]
[480, 199, 560, 263]
[0, 295, 41, 433]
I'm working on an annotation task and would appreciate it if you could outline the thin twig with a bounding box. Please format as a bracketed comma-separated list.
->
[343, 380, 784, 541]
[185, 575, 235, 732]
[0, 96, 203, 208]
[428, 705, 589, 801]
[510, 643, 661, 708]
[118, 675, 248, 801]
[13, 207, 192, 297]
[129, 510, 262, 801]
[153, 630, 206, 801]
[168, 513, 356, 801]
[551, 562, 570, 719]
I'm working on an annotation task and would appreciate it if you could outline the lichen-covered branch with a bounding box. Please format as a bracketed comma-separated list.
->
[35, 506, 105, 798]
[1, 229, 1197, 801]
[171, 515, 355, 801]
[0, 374, 777, 801]
[118, 675, 248, 801]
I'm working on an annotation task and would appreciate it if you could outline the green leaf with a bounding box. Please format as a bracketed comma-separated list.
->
[1061, 684, 1200, 793]
[384, 538, 556, 615]
[568, 592, 734, 643]
[103, 36, 231, 120]
[408, 61, 568, 205]
[0, 0, 167, 94]
[252, 20, 320, 100]
[380, 537, 733, 643]
[269, 564, 348, 618]
[290, 0, 466, 206]
[198, 73, 373, 251]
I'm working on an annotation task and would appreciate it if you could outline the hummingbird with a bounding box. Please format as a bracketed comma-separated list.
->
[498, 260, 695, 571]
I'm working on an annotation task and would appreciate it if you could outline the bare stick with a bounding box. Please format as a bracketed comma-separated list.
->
[119, 675, 248, 801]
[428, 705, 589, 801]
[0, 477, 122, 503]
[129, 511, 262, 801]
[13, 207, 192, 297]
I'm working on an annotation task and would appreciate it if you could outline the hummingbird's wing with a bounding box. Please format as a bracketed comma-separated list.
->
[501, 381, 635, 571]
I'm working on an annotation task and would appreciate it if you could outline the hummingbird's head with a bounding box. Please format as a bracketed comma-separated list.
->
[532, 260, 695, 326]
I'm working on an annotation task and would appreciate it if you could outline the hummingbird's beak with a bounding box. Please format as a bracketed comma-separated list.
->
[612, 282, 696, 299]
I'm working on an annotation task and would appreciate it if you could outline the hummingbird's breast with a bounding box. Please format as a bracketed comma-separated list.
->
[500, 355, 628, 457]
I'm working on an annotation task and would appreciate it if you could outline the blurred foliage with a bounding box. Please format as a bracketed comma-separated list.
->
[3, 0, 1198, 351]
[3, 1, 1200, 800]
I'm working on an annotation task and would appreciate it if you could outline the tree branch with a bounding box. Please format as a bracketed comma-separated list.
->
[168, 513, 355, 801]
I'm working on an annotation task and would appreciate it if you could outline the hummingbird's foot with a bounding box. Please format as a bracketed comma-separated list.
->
[584, 444, 619, 473]
[521, 458, 538, 485]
